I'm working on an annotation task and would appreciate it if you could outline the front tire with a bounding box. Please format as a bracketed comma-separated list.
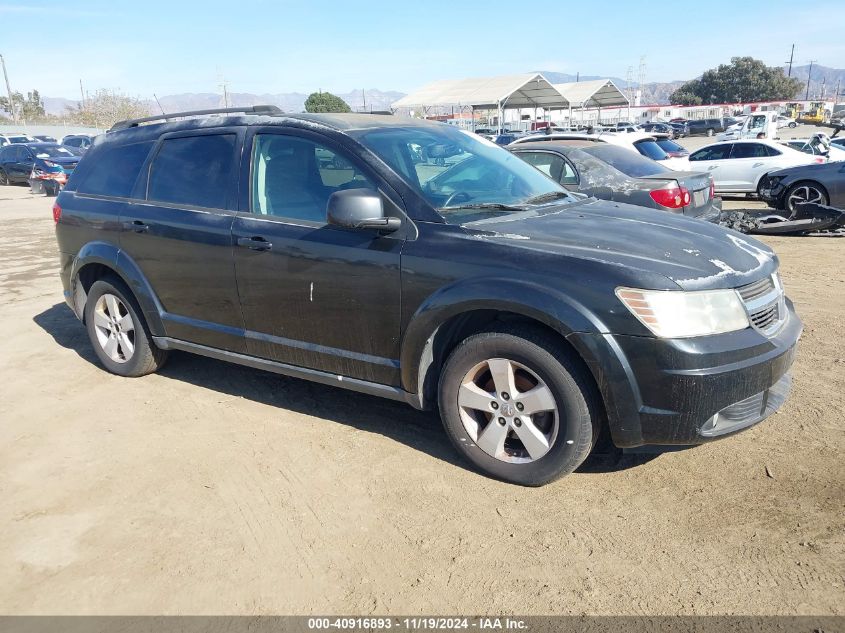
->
[0, 169, 8, 186]
[438, 328, 598, 486]
[789, 122, 797, 128]
[707, 128, 715, 137]
[784, 181, 829, 216]
[84, 277, 168, 377]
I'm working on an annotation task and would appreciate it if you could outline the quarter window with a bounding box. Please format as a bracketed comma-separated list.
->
[77, 142, 153, 198]
[148, 134, 236, 208]
[251, 134, 376, 223]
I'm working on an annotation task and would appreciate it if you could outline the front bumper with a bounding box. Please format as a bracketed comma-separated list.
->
[568, 298, 802, 447]
[758, 177, 787, 208]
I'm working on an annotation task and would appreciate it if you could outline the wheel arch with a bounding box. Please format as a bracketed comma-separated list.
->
[70, 242, 165, 336]
[400, 279, 608, 411]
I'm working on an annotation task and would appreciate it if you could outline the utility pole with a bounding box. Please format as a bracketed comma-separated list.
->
[79, 79, 85, 109]
[785, 44, 795, 77]
[153, 93, 165, 115]
[1, 54, 17, 124]
[805, 60, 816, 101]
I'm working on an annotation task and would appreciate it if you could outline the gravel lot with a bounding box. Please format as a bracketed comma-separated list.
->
[0, 176, 842, 615]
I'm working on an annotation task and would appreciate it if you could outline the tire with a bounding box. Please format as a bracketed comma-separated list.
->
[784, 181, 829, 216]
[789, 122, 797, 128]
[706, 128, 715, 137]
[0, 169, 8, 186]
[438, 327, 599, 486]
[83, 276, 168, 377]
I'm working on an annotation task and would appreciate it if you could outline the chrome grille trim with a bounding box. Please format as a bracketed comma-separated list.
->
[737, 274, 785, 336]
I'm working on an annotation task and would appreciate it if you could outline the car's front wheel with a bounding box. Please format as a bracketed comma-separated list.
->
[438, 328, 598, 486]
[789, 122, 797, 128]
[706, 128, 715, 137]
[0, 169, 9, 186]
[84, 277, 168, 377]
[785, 181, 829, 215]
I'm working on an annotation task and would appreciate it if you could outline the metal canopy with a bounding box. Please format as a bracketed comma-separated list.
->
[392, 73, 569, 110]
[553, 79, 628, 109]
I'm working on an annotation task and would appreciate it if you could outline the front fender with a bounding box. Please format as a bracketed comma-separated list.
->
[70, 242, 166, 336]
[400, 276, 609, 400]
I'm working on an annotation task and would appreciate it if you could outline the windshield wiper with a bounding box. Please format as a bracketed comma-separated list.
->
[522, 191, 572, 205]
[440, 202, 526, 212]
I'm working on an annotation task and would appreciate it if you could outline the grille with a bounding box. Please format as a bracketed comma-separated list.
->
[737, 276, 774, 302]
[737, 275, 784, 336]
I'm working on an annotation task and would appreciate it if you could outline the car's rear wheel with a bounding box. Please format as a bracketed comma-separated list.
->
[785, 181, 829, 215]
[0, 169, 8, 186]
[789, 122, 797, 128]
[84, 277, 168, 377]
[438, 328, 598, 486]
[706, 128, 715, 137]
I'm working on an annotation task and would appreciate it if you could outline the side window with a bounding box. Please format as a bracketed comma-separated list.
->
[518, 151, 567, 181]
[64, 138, 78, 148]
[147, 134, 236, 209]
[731, 143, 768, 159]
[690, 145, 731, 161]
[76, 141, 153, 198]
[764, 145, 782, 157]
[251, 134, 377, 223]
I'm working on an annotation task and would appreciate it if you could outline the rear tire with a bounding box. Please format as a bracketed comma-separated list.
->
[0, 169, 8, 186]
[706, 128, 715, 137]
[438, 327, 599, 486]
[84, 276, 168, 377]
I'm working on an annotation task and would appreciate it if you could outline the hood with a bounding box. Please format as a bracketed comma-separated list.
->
[465, 199, 777, 291]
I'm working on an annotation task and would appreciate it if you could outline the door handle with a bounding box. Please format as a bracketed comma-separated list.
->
[124, 220, 149, 233]
[708, 166, 718, 170]
[237, 236, 273, 251]
[753, 162, 764, 168]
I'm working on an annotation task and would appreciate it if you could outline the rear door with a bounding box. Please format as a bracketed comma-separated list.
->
[728, 142, 775, 191]
[11, 146, 35, 181]
[121, 128, 246, 352]
[231, 127, 405, 385]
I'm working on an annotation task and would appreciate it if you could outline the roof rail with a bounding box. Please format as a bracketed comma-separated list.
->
[108, 105, 283, 132]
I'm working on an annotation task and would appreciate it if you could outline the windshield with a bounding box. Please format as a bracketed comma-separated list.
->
[32, 144, 75, 158]
[350, 124, 576, 223]
[583, 145, 669, 177]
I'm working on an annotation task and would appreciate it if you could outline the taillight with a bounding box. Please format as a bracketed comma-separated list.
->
[814, 157, 825, 164]
[709, 179, 715, 200]
[649, 186, 690, 209]
[52, 202, 62, 224]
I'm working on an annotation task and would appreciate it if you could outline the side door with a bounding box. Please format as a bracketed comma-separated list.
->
[689, 144, 734, 191]
[121, 128, 246, 352]
[12, 145, 35, 181]
[231, 128, 407, 386]
[728, 142, 772, 191]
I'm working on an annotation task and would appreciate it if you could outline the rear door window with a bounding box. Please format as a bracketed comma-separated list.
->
[731, 143, 770, 159]
[147, 134, 237, 209]
[517, 151, 576, 183]
[632, 140, 669, 161]
[76, 141, 153, 198]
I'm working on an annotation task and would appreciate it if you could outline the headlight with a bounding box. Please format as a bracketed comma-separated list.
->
[616, 287, 749, 338]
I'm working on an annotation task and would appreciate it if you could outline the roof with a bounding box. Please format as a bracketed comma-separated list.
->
[392, 73, 569, 110]
[552, 79, 629, 109]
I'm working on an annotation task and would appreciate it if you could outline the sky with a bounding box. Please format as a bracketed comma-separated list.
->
[1, 0, 844, 100]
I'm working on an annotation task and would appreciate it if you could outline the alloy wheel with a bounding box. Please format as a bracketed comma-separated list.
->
[787, 185, 826, 212]
[93, 293, 135, 363]
[457, 358, 559, 464]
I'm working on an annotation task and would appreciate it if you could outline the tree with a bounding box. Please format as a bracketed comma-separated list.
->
[304, 91, 351, 113]
[67, 89, 150, 128]
[0, 90, 45, 120]
[669, 57, 802, 105]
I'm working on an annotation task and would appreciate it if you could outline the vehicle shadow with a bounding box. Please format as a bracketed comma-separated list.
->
[33, 302, 656, 477]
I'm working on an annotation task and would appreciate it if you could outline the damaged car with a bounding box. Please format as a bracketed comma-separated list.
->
[55, 108, 801, 486]
[759, 160, 845, 213]
[510, 140, 720, 222]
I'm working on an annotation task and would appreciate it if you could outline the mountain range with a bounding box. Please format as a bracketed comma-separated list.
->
[40, 64, 844, 116]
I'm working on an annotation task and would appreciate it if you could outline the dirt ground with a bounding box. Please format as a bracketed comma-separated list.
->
[0, 184, 842, 616]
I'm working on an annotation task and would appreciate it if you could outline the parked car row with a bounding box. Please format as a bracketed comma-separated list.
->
[0, 142, 80, 190]
[0, 132, 94, 152]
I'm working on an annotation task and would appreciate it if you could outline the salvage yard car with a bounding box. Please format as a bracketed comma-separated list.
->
[54, 107, 801, 486]
[759, 160, 845, 213]
[509, 140, 719, 222]
[689, 139, 821, 194]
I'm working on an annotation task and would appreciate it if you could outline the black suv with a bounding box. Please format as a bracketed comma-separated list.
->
[54, 106, 801, 485]
[686, 118, 727, 137]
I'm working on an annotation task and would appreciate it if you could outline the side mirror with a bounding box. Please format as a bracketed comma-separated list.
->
[327, 189, 400, 233]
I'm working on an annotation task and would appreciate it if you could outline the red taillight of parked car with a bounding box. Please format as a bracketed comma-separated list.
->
[52, 202, 62, 224]
[709, 179, 715, 201]
[650, 186, 690, 209]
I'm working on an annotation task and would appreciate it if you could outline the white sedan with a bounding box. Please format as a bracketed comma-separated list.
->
[687, 140, 821, 194]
